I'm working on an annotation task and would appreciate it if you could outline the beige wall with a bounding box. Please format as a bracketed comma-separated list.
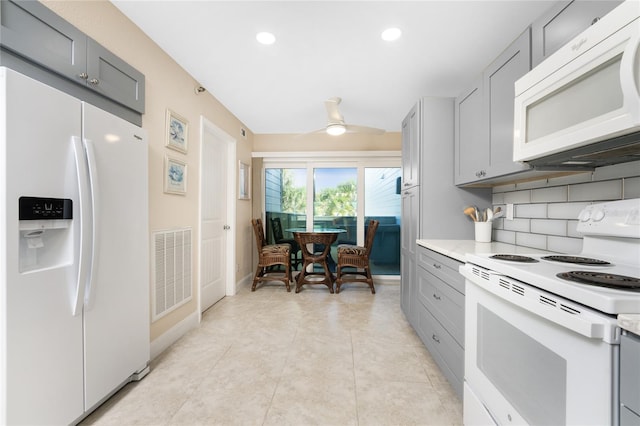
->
[253, 132, 401, 152]
[42, 1, 254, 342]
[40, 1, 401, 347]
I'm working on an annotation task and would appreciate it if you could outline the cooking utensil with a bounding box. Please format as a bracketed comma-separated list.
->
[464, 206, 478, 222]
[486, 208, 494, 221]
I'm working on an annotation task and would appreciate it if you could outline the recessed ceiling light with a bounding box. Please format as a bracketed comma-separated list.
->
[256, 32, 276, 45]
[381, 27, 402, 42]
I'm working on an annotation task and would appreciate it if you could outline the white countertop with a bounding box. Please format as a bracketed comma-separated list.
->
[416, 239, 553, 263]
[618, 314, 640, 336]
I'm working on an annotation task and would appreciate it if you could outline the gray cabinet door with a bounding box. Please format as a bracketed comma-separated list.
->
[400, 185, 419, 323]
[401, 102, 420, 188]
[0, 0, 87, 83]
[454, 77, 488, 185]
[401, 185, 419, 257]
[86, 39, 145, 113]
[620, 333, 640, 418]
[532, 0, 622, 67]
[0, 1, 145, 114]
[400, 253, 415, 323]
[485, 29, 531, 178]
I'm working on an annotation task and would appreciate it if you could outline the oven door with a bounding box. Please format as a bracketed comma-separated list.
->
[464, 277, 618, 425]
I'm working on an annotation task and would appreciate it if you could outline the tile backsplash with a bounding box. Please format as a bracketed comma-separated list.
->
[491, 161, 640, 254]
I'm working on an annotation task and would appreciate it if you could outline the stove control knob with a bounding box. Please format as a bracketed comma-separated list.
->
[578, 210, 592, 222]
[593, 209, 605, 222]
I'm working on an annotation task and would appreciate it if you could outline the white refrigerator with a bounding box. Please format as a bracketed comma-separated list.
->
[0, 67, 150, 425]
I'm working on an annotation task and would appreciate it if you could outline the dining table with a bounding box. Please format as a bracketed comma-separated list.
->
[287, 228, 346, 293]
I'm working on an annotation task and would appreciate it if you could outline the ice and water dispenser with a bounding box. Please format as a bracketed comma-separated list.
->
[18, 196, 73, 272]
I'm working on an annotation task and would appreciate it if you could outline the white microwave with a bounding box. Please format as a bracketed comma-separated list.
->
[513, 0, 640, 166]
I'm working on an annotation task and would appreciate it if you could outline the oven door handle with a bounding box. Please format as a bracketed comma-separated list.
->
[462, 264, 618, 342]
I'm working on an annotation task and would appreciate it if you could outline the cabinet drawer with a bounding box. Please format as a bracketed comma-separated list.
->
[417, 247, 464, 294]
[416, 303, 464, 398]
[417, 268, 464, 347]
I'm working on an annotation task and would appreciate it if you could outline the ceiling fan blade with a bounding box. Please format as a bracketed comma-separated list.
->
[345, 124, 386, 135]
[325, 97, 344, 123]
[294, 128, 326, 138]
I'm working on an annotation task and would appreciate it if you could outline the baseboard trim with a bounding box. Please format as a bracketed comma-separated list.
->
[150, 311, 199, 360]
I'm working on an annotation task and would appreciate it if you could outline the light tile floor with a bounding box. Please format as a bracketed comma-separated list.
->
[82, 282, 462, 425]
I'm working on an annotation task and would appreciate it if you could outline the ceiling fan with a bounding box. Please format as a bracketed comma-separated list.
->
[311, 97, 386, 136]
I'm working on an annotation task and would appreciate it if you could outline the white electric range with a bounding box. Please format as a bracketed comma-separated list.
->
[461, 198, 640, 425]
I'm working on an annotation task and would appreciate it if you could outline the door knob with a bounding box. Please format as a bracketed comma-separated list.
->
[223, 225, 231, 230]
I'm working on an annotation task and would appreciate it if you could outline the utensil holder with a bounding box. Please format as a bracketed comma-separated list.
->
[475, 222, 492, 243]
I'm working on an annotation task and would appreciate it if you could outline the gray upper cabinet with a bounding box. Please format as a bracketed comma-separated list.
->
[0, 0, 144, 113]
[86, 39, 145, 113]
[0, 0, 87, 80]
[531, 0, 623, 67]
[455, 29, 531, 186]
[485, 28, 531, 179]
[454, 77, 487, 185]
[401, 103, 420, 189]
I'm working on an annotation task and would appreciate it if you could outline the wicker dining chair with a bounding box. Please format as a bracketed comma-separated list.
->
[270, 217, 302, 270]
[335, 219, 380, 294]
[251, 218, 292, 291]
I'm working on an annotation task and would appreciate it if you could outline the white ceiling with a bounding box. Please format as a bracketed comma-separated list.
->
[111, 1, 556, 135]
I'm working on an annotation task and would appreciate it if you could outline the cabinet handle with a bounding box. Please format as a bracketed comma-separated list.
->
[432, 334, 440, 344]
[78, 72, 88, 80]
[89, 78, 100, 85]
[432, 293, 441, 301]
[404, 182, 411, 187]
[591, 17, 600, 25]
[432, 263, 441, 269]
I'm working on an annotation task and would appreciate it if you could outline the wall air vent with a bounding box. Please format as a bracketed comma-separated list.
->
[152, 228, 192, 321]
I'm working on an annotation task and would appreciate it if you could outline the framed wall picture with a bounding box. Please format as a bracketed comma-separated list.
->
[166, 109, 188, 153]
[164, 156, 187, 195]
[238, 161, 251, 200]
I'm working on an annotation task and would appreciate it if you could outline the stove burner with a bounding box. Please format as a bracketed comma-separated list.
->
[542, 255, 611, 266]
[490, 254, 538, 263]
[557, 271, 640, 291]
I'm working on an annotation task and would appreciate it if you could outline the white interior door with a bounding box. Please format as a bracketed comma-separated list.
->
[200, 122, 228, 311]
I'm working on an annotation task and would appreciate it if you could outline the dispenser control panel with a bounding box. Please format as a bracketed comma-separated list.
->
[19, 197, 72, 220]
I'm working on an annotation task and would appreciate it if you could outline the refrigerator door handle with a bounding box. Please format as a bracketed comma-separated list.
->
[83, 138, 100, 311]
[72, 136, 90, 316]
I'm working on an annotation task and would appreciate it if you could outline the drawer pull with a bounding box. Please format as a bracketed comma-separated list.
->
[432, 334, 440, 344]
[432, 263, 441, 269]
[432, 293, 441, 301]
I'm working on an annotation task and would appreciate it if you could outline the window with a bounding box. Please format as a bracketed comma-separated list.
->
[263, 159, 400, 276]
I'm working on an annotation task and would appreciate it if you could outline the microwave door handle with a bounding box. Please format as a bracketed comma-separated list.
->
[620, 33, 640, 112]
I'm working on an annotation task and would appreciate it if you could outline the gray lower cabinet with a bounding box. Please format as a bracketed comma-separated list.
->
[621, 331, 640, 425]
[400, 185, 419, 323]
[414, 246, 464, 398]
[0, 0, 144, 113]
[531, 0, 623, 67]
